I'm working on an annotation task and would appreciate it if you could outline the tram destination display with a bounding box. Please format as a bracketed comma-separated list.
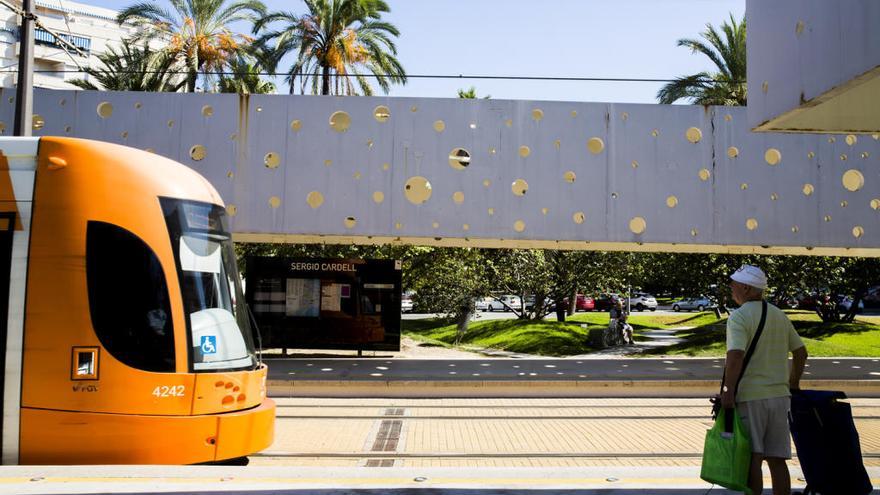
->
[246, 257, 402, 351]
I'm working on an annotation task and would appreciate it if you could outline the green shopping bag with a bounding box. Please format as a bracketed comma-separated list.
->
[700, 407, 752, 494]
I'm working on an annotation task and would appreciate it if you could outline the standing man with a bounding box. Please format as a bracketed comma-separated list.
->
[721, 265, 808, 495]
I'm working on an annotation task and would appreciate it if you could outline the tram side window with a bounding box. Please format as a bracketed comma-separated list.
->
[86, 222, 175, 372]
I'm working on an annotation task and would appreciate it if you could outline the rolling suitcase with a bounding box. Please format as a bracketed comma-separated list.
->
[789, 389, 873, 495]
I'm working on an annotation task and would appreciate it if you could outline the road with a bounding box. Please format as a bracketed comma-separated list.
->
[403, 309, 684, 321]
[404, 308, 880, 321]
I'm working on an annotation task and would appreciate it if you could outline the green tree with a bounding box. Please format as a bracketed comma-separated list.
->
[406, 248, 494, 343]
[657, 13, 746, 105]
[488, 249, 552, 320]
[836, 258, 880, 322]
[218, 56, 276, 93]
[545, 250, 579, 320]
[118, 0, 267, 93]
[254, 0, 406, 95]
[69, 40, 183, 91]
[457, 86, 490, 99]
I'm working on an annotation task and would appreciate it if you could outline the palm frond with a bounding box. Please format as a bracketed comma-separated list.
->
[660, 13, 746, 106]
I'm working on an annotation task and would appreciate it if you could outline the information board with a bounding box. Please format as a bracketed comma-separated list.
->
[245, 257, 402, 351]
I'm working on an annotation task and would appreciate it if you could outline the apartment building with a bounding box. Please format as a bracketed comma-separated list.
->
[0, 0, 143, 89]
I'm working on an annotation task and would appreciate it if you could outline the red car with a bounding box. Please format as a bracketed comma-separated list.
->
[593, 293, 623, 311]
[562, 294, 595, 311]
[574, 294, 595, 311]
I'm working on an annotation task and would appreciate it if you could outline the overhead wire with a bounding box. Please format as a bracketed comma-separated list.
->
[0, 67, 742, 85]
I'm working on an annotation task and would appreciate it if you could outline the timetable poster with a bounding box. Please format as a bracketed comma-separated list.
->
[320, 282, 342, 312]
[285, 278, 320, 317]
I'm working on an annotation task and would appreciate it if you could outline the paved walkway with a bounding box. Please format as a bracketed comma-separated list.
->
[258, 397, 880, 468]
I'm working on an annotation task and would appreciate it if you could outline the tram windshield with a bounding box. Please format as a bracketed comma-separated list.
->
[161, 198, 257, 372]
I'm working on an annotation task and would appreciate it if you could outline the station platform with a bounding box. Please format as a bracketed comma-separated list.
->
[3, 465, 878, 494]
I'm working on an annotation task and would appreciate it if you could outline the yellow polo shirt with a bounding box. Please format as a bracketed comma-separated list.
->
[726, 301, 805, 402]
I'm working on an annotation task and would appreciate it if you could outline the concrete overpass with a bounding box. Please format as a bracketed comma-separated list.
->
[1, 88, 877, 257]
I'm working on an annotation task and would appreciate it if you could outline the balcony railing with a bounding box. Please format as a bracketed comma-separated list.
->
[34, 27, 90, 56]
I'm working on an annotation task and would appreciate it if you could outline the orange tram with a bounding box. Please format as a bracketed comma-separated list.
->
[0, 137, 275, 464]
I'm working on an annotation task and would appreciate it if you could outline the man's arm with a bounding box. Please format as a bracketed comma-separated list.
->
[790, 345, 808, 390]
[721, 349, 745, 408]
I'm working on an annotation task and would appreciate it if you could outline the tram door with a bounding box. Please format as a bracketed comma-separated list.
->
[0, 212, 15, 449]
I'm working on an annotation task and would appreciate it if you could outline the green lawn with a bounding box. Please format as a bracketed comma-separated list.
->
[404, 318, 605, 356]
[643, 310, 880, 357]
[403, 310, 880, 358]
[566, 311, 721, 330]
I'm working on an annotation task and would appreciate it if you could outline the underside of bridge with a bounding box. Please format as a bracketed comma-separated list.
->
[748, 0, 880, 135]
[3, 88, 878, 256]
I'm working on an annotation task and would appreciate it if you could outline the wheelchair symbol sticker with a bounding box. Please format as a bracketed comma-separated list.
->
[200, 336, 217, 355]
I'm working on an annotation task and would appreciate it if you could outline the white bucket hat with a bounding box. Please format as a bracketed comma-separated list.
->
[730, 264, 768, 290]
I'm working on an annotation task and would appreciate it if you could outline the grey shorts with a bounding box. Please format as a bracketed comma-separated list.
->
[737, 396, 792, 459]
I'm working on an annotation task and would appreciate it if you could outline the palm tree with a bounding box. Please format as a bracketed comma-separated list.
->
[218, 56, 276, 94]
[457, 86, 490, 99]
[118, 0, 267, 93]
[69, 40, 184, 91]
[254, 0, 406, 95]
[657, 13, 746, 106]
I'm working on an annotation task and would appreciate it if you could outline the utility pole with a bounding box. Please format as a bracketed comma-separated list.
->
[14, 0, 35, 137]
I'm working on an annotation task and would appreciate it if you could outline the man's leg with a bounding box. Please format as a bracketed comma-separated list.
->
[766, 457, 791, 495]
[748, 453, 763, 495]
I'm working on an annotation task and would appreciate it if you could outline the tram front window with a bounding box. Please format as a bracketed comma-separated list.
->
[161, 199, 257, 372]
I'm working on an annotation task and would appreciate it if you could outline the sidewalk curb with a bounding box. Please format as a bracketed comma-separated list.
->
[268, 379, 880, 398]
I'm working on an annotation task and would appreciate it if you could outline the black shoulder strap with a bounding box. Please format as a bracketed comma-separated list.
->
[719, 301, 768, 396]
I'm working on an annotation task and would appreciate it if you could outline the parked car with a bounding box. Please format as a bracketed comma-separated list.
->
[770, 293, 799, 309]
[593, 293, 622, 312]
[475, 297, 490, 311]
[796, 292, 864, 313]
[864, 286, 880, 309]
[401, 295, 414, 313]
[629, 292, 658, 311]
[574, 294, 595, 311]
[795, 292, 821, 311]
[486, 295, 522, 312]
[671, 296, 714, 312]
[837, 296, 865, 312]
[524, 295, 555, 312]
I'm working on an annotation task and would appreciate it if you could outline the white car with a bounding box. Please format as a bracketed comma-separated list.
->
[486, 295, 522, 312]
[401, 295, 414, 313]
[672, 296, 714, 312]
[629, 293, 658, 311]
[837, 296, 864, 312]
[475, 297, 490, 311]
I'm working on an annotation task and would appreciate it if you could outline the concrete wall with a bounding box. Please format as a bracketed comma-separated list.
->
[3, 88, 879, 255]
[747, 0, 880, 133]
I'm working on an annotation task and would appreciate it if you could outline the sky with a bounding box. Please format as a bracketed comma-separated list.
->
[84, 0, 745, 103]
